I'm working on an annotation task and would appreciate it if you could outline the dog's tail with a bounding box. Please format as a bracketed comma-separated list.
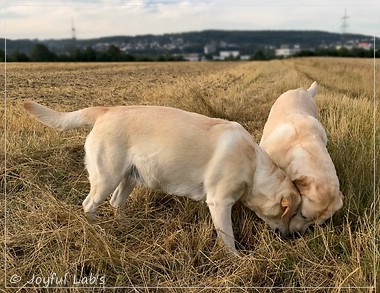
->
[24, 101, 107, 131]
[307, 81, 318, 98]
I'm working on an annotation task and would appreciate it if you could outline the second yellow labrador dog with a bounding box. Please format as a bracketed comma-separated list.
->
[24, 101, 300, 252]
[260, 82, 343, 235]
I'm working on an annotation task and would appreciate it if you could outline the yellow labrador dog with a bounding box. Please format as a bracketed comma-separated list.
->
[260, 82, 343, 235]
[24, 101, 300, 252]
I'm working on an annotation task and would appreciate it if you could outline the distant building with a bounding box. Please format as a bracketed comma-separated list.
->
[220, 51, 240, 60]
[204, 44, 216, 55]
[184, 53, 199, 62]
[336, 43, 352, 50]
[358, 42, 372, 50]
[240, 55, 251, 61]
[275, 45, 301, 58]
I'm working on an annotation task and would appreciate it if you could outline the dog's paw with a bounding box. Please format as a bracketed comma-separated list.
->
[85, 212, 97, 223]
[223, 246, 241, 259]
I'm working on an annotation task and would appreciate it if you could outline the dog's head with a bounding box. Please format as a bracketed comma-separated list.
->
[242, 162, 301, 237]
[289, 175, 344, 234]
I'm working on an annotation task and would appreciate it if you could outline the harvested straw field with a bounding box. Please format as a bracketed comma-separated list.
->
[1, 58, 379, 292]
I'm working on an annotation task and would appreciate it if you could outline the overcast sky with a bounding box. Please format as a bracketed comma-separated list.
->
[1, 0, 379, 40]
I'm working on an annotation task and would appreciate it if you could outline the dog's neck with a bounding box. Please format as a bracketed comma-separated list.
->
[242, 146, 286, 209]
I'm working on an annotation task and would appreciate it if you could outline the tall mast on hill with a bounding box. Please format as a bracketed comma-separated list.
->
[71, 17, 77, 43]
[341, 9, 349, 42]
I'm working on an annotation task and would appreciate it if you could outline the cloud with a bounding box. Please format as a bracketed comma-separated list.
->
[2, 0, 378, 39]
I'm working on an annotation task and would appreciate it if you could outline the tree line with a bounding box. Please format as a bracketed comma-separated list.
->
[0, 43, 378, 62]
[0, 44, 185, 62]
[249, 48, 378, 60]
[294, 47, 379, 58]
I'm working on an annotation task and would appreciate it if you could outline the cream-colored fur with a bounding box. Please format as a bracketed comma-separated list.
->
[24, 101, 301, 252]
[260, 82, 343, 235]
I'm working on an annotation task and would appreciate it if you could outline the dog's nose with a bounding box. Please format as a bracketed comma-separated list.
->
[290, 232, 303, 239]
[274, 228, 291, 239]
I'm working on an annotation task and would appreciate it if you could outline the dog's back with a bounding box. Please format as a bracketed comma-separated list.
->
[261, 82, 318, 139]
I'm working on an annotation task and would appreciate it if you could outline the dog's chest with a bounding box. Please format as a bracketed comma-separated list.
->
[128, 160, 207, 201]
[147, 177, 207, 202]
[166, 182, 207, 201]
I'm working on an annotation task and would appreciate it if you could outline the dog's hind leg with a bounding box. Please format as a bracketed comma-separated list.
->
[82, 129, 130, 221]
[82, 173, 121, 221]
[82, 142, 125, 221]
[110, 177, 135, 218]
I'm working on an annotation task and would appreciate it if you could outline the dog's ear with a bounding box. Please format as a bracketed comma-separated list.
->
[280, 196, 295, 229]
[281, 197, 291, 219]
[293, 175, 314, 187]
[307, 81, 318, 98]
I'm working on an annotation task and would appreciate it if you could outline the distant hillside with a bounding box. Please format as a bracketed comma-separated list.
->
[3, 30, 377, 56]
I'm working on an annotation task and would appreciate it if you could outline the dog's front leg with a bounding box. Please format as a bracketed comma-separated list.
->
[207, 200, 236, 252]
